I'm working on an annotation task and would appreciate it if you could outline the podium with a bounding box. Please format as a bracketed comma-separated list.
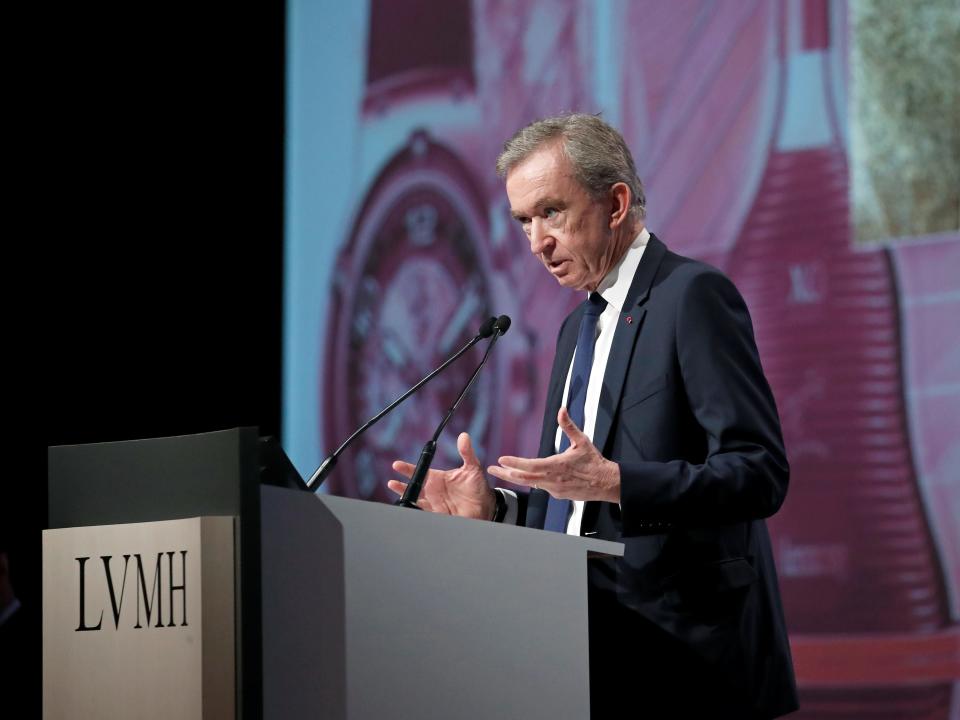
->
[45, 429, 623, 719]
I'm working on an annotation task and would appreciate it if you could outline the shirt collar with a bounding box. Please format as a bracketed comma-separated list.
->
[593, 227, 650, 314]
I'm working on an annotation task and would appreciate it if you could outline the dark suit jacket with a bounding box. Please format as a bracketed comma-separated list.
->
[523, 235, 798, 718]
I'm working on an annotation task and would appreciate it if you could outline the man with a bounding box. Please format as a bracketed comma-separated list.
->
[389, 114, 798, 718]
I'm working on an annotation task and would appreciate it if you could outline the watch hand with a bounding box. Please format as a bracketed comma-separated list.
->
[437, 285, 481, 355]
[374, 404, 405, 448]
[383, 331, 410, 369]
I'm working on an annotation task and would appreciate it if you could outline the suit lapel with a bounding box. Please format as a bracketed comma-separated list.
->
[592, 234, 667, 455]
[539, 306, 582, 457]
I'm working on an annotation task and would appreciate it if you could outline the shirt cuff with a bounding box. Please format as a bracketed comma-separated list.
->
[494, 488, 519, 525]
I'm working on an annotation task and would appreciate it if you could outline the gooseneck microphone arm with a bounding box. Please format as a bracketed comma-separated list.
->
[305, 317, 497, 491]
[397, 315, 511, 509]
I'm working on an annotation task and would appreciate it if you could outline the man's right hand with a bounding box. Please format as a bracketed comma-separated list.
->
[388, 432, 496, 520]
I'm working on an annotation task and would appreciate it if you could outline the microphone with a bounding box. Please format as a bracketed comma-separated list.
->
[397, 315, 511, 509]
[305, 316, 498, 491]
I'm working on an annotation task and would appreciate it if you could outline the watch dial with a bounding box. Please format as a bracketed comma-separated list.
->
[323, 147, 496, 502]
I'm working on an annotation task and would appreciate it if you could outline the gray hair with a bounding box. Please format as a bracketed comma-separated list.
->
[495, 113, 646, 219]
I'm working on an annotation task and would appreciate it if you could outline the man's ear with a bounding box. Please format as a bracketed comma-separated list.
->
[608, 182, 632, 229]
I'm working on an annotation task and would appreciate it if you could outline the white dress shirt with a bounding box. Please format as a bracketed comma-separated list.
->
[498, 228, 650, 532]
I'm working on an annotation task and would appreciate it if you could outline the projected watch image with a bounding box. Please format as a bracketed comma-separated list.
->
[322, 133, 501, 501]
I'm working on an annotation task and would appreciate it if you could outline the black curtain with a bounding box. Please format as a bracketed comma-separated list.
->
[11, 4, 286, 715]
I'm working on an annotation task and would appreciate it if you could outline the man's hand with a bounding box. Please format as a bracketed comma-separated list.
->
[388, 432, 496, 519]
[487, 407, 620, 503]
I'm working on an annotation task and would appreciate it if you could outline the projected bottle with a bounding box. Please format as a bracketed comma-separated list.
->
[725, 5, 955, 718]
[616, 2, 956, 717]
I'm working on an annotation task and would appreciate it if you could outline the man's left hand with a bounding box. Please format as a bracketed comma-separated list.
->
[487, 407, 620, 503]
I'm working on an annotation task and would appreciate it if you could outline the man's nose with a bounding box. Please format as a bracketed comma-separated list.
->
[529, 218, 552, 255]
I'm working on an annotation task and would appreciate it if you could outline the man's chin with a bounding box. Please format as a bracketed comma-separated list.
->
[555, 276, 589, 291]
[547, 265, 574, 286]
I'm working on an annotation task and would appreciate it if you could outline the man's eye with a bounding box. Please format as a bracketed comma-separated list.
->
[545, 208, 559, 219]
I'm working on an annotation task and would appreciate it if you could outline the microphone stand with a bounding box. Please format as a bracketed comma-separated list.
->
[397, 316, 510, 509]
[305, 317, 496, 491]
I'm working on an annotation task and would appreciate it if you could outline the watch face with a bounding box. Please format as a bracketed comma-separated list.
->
[323, 135, 498, 501]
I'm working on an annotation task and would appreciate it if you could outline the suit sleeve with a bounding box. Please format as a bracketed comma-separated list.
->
[618, 269, 789, 532]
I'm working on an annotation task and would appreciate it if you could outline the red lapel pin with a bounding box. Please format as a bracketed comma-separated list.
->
[625, 315, 633, 324]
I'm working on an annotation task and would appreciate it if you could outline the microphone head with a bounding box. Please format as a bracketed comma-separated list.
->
[494, 315, 512, 335]
[478, 316, 497, 338]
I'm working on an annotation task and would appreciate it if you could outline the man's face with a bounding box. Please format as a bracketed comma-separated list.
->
[505, 142, 616, 292]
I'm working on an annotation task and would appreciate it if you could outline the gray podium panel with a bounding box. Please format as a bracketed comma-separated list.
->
[48, 428, 264, 719]
[261, 487, 623, 720]
[47, 427, 261, 529]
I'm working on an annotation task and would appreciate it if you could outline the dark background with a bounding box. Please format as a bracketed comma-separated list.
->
[8, 4, 285, 713]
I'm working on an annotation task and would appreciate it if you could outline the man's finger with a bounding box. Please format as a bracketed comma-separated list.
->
[457, 432, 480, 467]
[557, 406, 586, 446]
[392, 460, 415, 478]
[488, 465, 522, 485]
[488, 464, 544, 486]
[387, 479, 407, 496]
[497, 455, 549, 473]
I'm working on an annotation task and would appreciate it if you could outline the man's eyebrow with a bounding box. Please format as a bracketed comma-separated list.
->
[510, 198, 565, 220]
[537, 197, 565, 210]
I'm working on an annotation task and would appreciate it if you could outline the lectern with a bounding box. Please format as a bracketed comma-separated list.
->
[45, 428, 623, 719]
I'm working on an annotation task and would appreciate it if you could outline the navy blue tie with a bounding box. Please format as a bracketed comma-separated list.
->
[544, 292, 607, 532]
